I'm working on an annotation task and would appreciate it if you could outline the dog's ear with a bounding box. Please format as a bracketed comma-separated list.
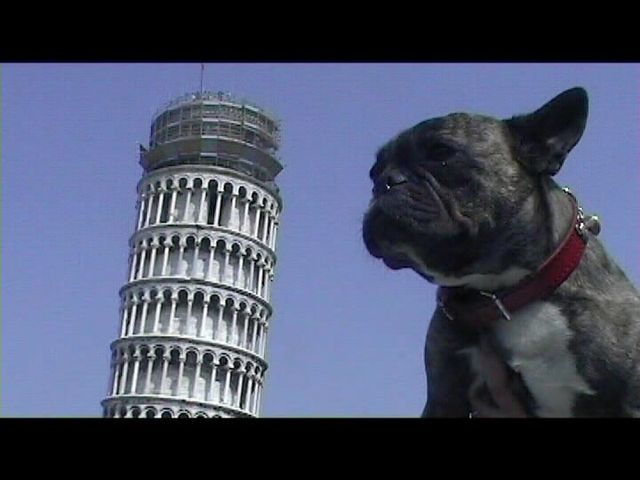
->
[505, 87, 588, 176]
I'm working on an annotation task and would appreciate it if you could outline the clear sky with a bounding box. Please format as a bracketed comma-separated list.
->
[3, 63, 639, 417]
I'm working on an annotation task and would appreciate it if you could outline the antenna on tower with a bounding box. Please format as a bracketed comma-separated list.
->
[200, 63, 204, 95]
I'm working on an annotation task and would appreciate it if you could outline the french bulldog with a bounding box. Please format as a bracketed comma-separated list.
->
[362, 87, 640, 417]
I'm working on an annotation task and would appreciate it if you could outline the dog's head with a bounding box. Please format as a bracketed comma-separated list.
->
[362, 87, 588, 286]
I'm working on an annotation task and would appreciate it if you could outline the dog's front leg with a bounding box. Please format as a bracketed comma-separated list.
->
[422, 311, 475, 417]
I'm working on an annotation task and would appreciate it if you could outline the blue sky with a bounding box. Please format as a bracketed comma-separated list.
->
[3, 63, 639, 417]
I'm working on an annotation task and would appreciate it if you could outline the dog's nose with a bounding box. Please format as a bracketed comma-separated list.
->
[373, 170, 408, 195]
[386, 170, 408, 187]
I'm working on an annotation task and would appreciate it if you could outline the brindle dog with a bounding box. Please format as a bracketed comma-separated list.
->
[363, 88, 640, 417]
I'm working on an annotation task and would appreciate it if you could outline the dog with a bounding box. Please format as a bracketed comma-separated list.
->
[362, 87, 640, 417]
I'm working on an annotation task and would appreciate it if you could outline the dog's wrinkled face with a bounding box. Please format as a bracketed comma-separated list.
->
[363, 88, 589, 284]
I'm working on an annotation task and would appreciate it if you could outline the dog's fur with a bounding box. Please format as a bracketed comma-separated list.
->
[363, 88, 640, 417]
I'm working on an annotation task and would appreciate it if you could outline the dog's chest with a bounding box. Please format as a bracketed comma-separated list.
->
[464, 301, 595, 417]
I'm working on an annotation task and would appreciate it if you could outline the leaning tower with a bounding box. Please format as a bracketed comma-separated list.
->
[102, 91, 283, 418]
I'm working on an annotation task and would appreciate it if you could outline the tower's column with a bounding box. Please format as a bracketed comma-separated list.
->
[168, 186, 178, 223]
[138, 293, 150, 335]
[256, 320, 265, 356]
[198, 299, 210, 338]
[261, 322, 269, 357]
[136, 193, 147, 230]
[251, 313, 259, 352]
[161, 239, 171, 276]
[243, 376, 254, 411]
[237, 252, 245, 288]
[229, 306, 239, 345]
[215, 300, 224, 342]
[208, 361, 218, 402]
[268, 215, 276, 248]
[248, 255, 256, 292]
[256, 262, 264, 297]
[127, 299, 139, 336]
[167, 293, 178, 334]
[251, 379, 260, 414]
[184, 296, 194, 336]
[241, 309, 250, 349]
[272, 222, 279, 248]
[223, 247, 231, 283]
[213, 190, 223, 226]
[176, 240, 186, 276]
[241, 199, 250, 233]
[111, 350, 122, 396]
[198, 187, 209, 224]
[152, 293, 163, 333]
[160, 352, 171, 395]
[223, 365, 232, 405]
[253, 207, 261, 238]
[137, 242, 148, 280]
[119, 352, 130, 394]
[191, 359, 202, 399]
[176, 352, 186, 397]
[119, 299, 130, 338]
[143, 351, 155, 394]
[261, 211, 269, 244]
[206, 242, 216, 280]
[191, 240, 201, 277]
[236, 370, 245, 409]
[256, 380, 263, 416]
[144, 188, 155, 227]
[147, 239, 159, 277]
[130, 348, 141, 394]
[129, 245, 139, 282]
[155, 188, 166, 224]
[230, 192, 238, 229]
[263, 267, 271, 301]
[182, 187, 193, 223]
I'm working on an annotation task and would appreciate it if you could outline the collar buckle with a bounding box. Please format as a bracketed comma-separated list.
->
[478, 291, 512, 322]
[562, 186, 590, 242]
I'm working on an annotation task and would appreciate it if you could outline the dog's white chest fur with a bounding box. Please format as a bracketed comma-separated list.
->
[466, 301, 595, 417]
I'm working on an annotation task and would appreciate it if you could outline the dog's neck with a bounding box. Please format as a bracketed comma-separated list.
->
[436, 187, 589, 328]
[539, 178, 577, 256]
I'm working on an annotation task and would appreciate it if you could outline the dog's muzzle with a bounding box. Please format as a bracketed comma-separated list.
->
[372, 170, 408, 196]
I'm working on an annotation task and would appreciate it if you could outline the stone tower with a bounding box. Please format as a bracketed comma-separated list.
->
[102, 91, 282, 418]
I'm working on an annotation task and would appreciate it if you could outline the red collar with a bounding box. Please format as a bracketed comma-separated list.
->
[437, 189, 589, 330]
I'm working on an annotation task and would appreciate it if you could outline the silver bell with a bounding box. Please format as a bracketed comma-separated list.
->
[584, 215, 601, 236]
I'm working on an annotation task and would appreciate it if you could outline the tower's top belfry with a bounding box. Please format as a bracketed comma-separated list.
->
[140, 90, 283, 183]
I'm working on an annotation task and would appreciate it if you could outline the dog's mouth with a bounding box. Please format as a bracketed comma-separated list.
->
[362, 206, 408, 269]
[363, 179, 448, 270]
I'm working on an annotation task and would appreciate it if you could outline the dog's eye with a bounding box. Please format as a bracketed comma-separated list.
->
[428, 143, 457, 161]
